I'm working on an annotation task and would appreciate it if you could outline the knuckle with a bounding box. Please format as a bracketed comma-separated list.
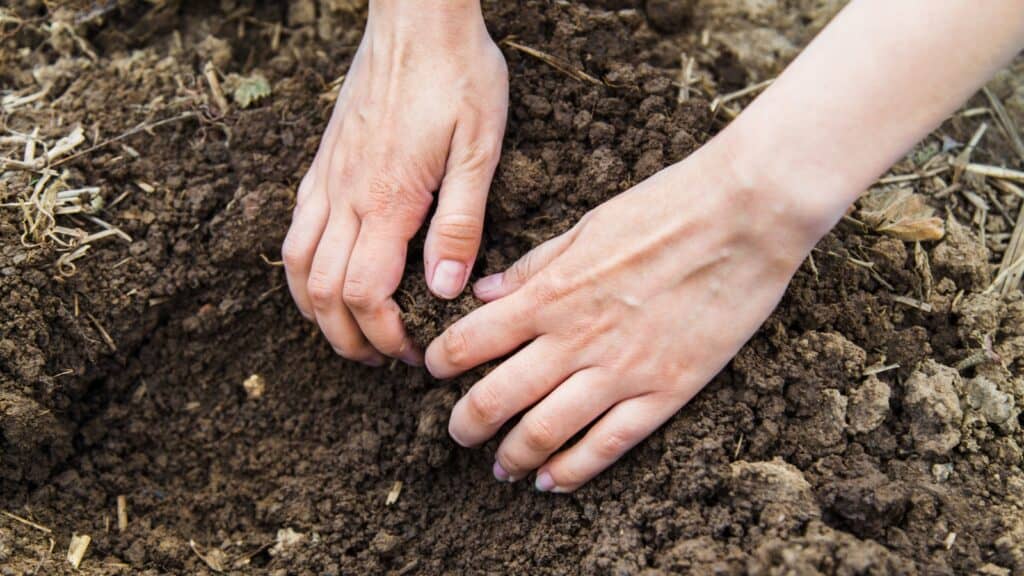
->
[522, 415, 558, 453]
[552, 461, 586, 488]
[456, 137, 501, 173]
[505, 253, 533, 287]
[530, 271, 570, 308]
[465, 383, 503, 426]
[498, 448, 531, 477]
[332, 342, 365, 361]
[442, 323, 472, 367]
[306, 270, 340, 308]
[341, 275, 378, 311]
[431, 212, 483, 247]
[295, 170, 315, 205]
[281, 236, 309, 270]
[365, 175, 397, 215]
[360, 172, 432, 219]
[327, 331, 374, 362]
[596, 428, 636, 459]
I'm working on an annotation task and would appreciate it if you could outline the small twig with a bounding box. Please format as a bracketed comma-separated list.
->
[86, 312, 117, 352]
[1, 511, 52, 534]
[49, 112, 197, 169]
[386, 481, 403, 506]
[864, 363, 900, 377]
[959, 106, 991, 118]
[983, 86, 1024, 164]
[953, 122, 988, 182]
[965, 163, 1024, 183]
[876, 165, 950, 185]
[500, 38, 605, 86]
[891, 294, 933, 312]
[677, 53, 696, 103]
[117, 496, 128, 533]
[710, 78, 774, 113]
[203, 62, 230, 115]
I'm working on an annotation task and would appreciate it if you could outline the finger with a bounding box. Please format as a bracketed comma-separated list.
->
[307, 206, 383, 365]
[425, 289, 539, 379]
[448, 336, 576, 448]
[282, 171, 329, 320]
[494, 368, 617, 482]
[344, 216, 421, 365]
[472, 227, 578, 302]
[424, 119, 502, 299]
[534, 393, 681, 493]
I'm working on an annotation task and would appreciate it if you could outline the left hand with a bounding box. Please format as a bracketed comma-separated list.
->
[425, 134, 840, 492]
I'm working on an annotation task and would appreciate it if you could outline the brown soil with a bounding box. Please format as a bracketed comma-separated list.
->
[2, 1, 1024, 574]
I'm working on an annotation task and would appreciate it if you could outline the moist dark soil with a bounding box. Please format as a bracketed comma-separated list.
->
[2, 1, 1024, 574]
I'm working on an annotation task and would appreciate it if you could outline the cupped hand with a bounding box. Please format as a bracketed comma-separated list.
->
[426, 135, 841, 492]
[283, 1, 508, 366]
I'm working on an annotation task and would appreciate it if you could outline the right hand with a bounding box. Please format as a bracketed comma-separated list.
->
[282, 0, 508, 366]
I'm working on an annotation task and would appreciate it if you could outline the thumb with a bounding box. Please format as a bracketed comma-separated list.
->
[424, 123, 502, 300]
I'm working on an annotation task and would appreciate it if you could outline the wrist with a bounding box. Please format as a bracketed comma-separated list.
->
[714, 109, 860, 249]
[368, 0, 487, 45]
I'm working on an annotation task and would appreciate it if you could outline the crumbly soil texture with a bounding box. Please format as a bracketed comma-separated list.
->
[2, 1, 1024, 574]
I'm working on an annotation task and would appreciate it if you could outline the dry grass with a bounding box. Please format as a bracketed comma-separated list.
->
[501, 38, 606, 86]
[1, 112, 193, 275]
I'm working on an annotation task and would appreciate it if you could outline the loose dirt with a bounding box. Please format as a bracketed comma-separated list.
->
[2, 1, 1023, 574]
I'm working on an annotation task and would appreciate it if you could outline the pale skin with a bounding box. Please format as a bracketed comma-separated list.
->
[284, 0, 1024, 492]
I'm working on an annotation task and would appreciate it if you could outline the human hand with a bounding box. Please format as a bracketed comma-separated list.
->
[425, 133, 845, 492]
[282, 0, 508, 366]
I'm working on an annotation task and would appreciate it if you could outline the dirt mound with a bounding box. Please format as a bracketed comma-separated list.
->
[2, 1, 1023, 574]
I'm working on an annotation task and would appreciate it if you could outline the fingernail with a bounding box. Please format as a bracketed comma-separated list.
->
[399, 349, 423, 367]
[473, 273, 503, 299]
[398, 340, 424, 367]
[535, 471, 556, 492]
[363, 355, 386, 368]
[432, 260, 467, 299]
[493, 461, 510, 482]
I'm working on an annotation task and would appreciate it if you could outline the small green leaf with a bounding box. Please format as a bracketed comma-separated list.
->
[232, 73, 271, 109]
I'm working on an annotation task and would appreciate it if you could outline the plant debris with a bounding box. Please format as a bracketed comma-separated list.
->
[230, 73, 272, 109]
[66, 533, 90, 569]
[859, 188, 945, 241]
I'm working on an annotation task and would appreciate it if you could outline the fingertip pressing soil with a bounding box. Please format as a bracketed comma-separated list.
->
[2, 1, 1024, 574]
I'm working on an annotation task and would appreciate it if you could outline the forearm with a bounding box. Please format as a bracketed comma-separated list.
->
[727, 0, 1024, 236]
